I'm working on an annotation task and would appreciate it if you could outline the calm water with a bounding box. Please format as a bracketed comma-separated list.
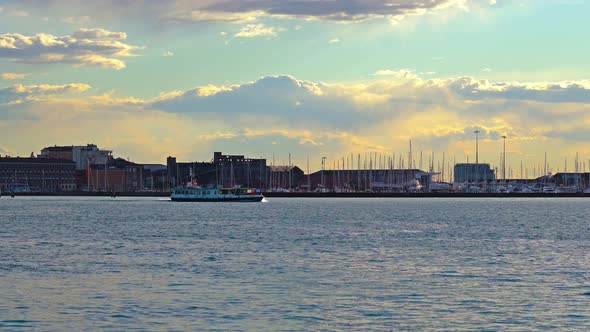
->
[0, 197, 589, 331]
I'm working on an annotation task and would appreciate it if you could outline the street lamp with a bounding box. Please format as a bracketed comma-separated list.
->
[474, 130, 480, 165]
[502, 135, 507, 183]
[474, 130, 480, 184]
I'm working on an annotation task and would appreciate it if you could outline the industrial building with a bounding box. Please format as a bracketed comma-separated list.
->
[453, 163, 496, 183]
[167, 152, 267, 188]
[551, 173, 590, 188]
[0, 157, 76, 192]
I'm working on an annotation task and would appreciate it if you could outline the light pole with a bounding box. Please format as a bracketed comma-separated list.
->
[474, 130, 480, 184]
[474, 130, 480, 165]
[502, 135, 507, 183]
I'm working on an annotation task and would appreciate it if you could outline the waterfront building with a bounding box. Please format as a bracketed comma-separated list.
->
[551, 172, 590, 188]
[214, 152, 267, 188]
[143, 164, 168, 191]
[454, 163, 495, 183]
[267, 165, 304, 190]
[40, 144, 112, 170]
[0, 157, 76, 192]
[87, 158, 143, 192]
[166, 157, 219, 188]
[167, 152, 267, 188]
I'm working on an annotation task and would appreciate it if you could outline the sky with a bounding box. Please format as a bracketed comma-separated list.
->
[1, 0, 590, 175]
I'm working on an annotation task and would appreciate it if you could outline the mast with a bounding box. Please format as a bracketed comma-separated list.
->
[544, 152, 547, 176]
[441, 152, 445, 182]
[408, 140, 412, 171]
[356, 153, 361, 191]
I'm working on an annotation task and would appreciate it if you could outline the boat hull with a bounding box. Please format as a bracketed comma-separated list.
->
[170, 195, 264, 202]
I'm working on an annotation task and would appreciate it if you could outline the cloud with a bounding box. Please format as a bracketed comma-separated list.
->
[3, 1, 496, 26]
[62, 15, 91, 24]
[328, 38, 340, 44]
[0, 146, 16, 155]
[72, 28, 127, 39]
[0, 83, 91, 105]
[146, 73, 590, 161]
[200, 0, 482, 23]
[1, 73, 28, 80]
[0, 29, 140, 70]
[3, 71, 590, 169]
[163, 10, 261, 24]
[163, 51, 174, 57]
[445, 77, 590, 103]
[234, 24, 282, 38]
[374, 69, 417, 79]
[8, 10, 29, 17]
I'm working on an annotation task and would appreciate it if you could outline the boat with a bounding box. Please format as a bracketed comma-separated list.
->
[171, 184, 264, 202]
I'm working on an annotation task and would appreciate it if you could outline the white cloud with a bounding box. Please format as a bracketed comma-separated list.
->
[8, 10, 28, 17]
[234, 23, 282, 38]
[0, 29, 140, 70]
[1, 73, 28, 80]
[0, 83, 91, 105]
[163, 51, 174, 57]
[163, 10, 261, 24]
[328, 38, 340, 44]
[482, 67, 493, 72]
[62, 16, 91, 24]
[374, 69, 417, 79]
[72, 28, 127, 39]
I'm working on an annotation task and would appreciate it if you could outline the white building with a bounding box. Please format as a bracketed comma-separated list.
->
[40, 144, 112, 170]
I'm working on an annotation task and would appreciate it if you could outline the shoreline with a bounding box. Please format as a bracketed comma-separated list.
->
[2, 191, 589, 198]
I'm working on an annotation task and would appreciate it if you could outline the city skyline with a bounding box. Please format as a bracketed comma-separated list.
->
[2, 0, 590, 171]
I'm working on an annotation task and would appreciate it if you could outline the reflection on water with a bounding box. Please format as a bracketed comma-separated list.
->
[1, 197, 589, 330]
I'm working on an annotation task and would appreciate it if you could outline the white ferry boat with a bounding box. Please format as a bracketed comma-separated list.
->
[171, 185, 264, 202]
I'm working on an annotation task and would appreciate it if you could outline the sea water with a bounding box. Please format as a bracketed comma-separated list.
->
[0, 197, 589, 331]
